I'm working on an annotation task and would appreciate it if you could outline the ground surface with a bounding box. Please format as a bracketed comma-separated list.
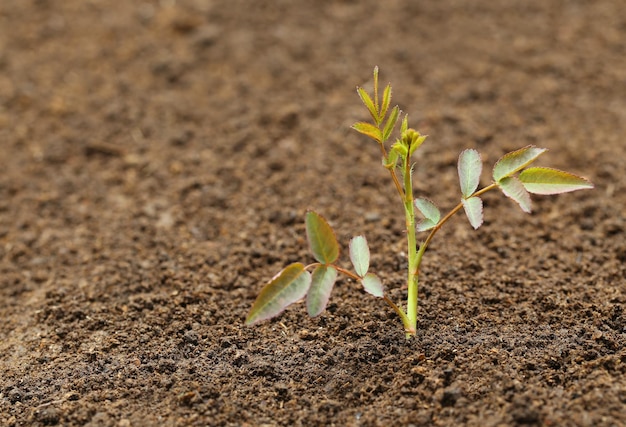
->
[1, 1, 625, 426]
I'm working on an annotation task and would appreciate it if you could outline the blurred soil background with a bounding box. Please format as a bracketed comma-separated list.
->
[0, 0, 625, 426]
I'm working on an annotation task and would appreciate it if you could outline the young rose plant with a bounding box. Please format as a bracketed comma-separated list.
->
[246, 67, 593, 338]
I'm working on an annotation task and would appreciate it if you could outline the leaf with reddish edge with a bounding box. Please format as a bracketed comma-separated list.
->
[382, 106, 400, 142]
[352, 122, 382, 143]
[498, 176, 532, 213]
[245, 263, 311, 326]
[519, 167, 594, 195]
[380, 84, 392, 121]
[400, 114, 409, 134]
[493, 145, 546, 182]
[462, 196, 484, 229]
[306, 211, 339, 264]
[306, 265, 338, 317]
[357, 87, 379, 124]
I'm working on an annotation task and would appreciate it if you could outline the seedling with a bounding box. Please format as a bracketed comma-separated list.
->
[246, 67, 593, 337]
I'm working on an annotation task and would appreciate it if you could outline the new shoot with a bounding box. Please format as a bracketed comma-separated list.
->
[246, 67, 593, 338]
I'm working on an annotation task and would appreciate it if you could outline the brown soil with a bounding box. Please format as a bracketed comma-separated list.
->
[1, 1, 625, 426]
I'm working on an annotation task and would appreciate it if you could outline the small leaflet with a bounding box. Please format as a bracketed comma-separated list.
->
[380, 84, 392, 123]
[458, 149, 482, 198]
[492, 146, 546, 182]
[305, 211, 339, 265]
[498, 176, 532, 213]
[462, 196, 484, 230]
[306, 265, 338, 317]
[361, 273, 384, 298]
[352, 122, 382, 143]
[519, 167, 594, 195]
[382, 106, 400, 142]
[349, 235, 370, 277]
[357, 87, 379, 124]
[414, 198, 441, 232]
[245, 263, 312, 326]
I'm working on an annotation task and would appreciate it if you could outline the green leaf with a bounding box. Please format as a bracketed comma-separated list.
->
[372, 66, 380, 112]
[414, 198, 440, 232]
[380, 84, 392, 121]
[349, 235, 370, 277]
[493, 145, 547, 182]
[382, 106, 399, 142]
[361, 273, 384, 298]
[352, 121, 382, 143]
[519, 167, 594, 195]
[245, 263, 312, 326]
[306, 265, 338, 317]
[306, 211, 340, 264]
[408, 134, 427, 157]
[400, 114, 409, 134]
[391, 140, 408, 158]
[462, 196, 484, 229]
[498, 176, 532, 213]
[356, 87, 379, 124]
[458, 149, 482, 198]
[400, 129, 427, 158]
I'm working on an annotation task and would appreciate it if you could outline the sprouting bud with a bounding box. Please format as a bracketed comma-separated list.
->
[401, 129, 419, 146]
[401, 128, 427, 156]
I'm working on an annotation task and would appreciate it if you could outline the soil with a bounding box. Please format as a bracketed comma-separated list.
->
[1, 1, 625, 426]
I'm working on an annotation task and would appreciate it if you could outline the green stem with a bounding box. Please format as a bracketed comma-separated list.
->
[413, 183, 499, 294]
[377, 142, 405, 203]
[404, 156, 419, 338]
[419, 183, 497, 258]
[384, 295, 414, 334]
[333, 265, 414, 334]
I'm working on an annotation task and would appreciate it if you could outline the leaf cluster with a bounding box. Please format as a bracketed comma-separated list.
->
[245, 212, 381, 326]
[415, 145, 593, 231]
[352, 67, 400, 144]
